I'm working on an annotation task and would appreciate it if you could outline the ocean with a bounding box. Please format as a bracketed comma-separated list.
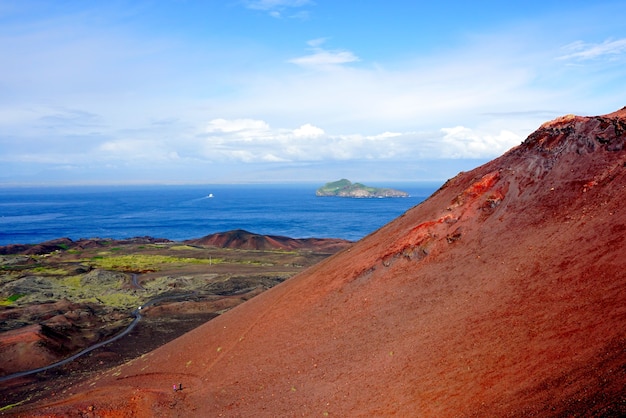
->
[0, 182, 442, 246]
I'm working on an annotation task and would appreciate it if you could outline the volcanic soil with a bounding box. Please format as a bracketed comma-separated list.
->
[0, 232, 351, 412]
[5, 108, 626, 417]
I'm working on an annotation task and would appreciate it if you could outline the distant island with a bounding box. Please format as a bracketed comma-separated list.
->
[316, 179, 409, 198]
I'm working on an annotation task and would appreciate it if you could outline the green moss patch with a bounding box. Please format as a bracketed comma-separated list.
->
[87, 254, 222, 272]
[0, 293, 26, 306]
[95, 292, 140, 309]
[29, 266, 68, 275]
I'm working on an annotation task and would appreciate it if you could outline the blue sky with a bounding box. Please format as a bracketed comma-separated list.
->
[1, 0, 625, 185]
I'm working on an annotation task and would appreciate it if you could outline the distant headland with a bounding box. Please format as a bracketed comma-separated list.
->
[315, 179, 409, 198]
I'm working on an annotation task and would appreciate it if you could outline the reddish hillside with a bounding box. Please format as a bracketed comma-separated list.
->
[19, 108, 626, 417]
[186, 229, 352, 252]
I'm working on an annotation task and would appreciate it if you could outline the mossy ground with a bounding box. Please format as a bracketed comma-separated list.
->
[1, 241, 327, 312]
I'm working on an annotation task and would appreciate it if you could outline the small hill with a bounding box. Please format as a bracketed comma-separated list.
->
[185, 229, 352, 252]
[20, 108, 626, 417]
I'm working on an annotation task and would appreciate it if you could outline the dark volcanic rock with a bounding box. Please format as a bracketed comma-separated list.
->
[0, 237, 174, 255]
[0, 238, 73, 256]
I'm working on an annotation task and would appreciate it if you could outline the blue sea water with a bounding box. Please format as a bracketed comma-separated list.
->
[0, 183, 442, 246]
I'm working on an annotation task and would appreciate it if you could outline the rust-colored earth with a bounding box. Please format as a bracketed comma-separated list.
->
[6, 108, 626, 416]
[0, 233, 351, 412]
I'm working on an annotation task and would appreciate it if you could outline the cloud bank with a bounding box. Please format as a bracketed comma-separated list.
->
[0, 1, 625, 184]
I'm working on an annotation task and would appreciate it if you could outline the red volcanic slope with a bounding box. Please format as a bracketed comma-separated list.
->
[25, 109, 626, 417]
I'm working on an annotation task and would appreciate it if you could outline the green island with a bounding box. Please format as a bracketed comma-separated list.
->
[316, 179, 409, 198]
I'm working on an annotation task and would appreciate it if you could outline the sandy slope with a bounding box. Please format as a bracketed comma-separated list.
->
[17, 108, 626, 417]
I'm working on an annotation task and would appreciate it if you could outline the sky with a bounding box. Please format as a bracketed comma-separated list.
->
[1, 0, 625, 185]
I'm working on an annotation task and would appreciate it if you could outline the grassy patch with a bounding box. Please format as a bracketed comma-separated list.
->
[0, 293, 26, 306]
[50, 274, 140, 309]
[61, 275, 82, 289]
[7, 293, 25, 302]
[87, 254, 222, 271]
[145, 244, 170, 249]
[170, 245, 200, 251]
[95, 292, 140, 309]
[29, 266, 68, 275]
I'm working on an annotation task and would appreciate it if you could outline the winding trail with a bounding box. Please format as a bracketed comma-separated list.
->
[0, 310, 143, 383]
[130, 272, 143, 290]
[0, 274, 194, 383]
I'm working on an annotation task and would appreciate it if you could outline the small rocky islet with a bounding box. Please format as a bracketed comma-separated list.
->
[315, 179, 409, 198]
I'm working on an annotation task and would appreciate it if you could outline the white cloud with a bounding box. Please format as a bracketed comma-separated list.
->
[440, 126, 521, 159]
[558, 38, 626, 61]
[205, 118, 270, 135]
[194, 118, 521, 163]
[226, 149, 256, 163]
[290, 50, 359, 67]
[289, 39, 359, 69]
[293, 123, 324, 138]
[306, 38, 327, 48]
[260, 153, 288, 162]
[366, 132, 402, 140]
